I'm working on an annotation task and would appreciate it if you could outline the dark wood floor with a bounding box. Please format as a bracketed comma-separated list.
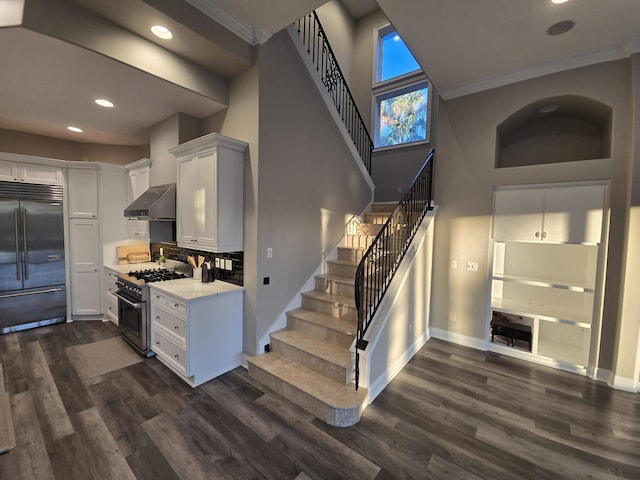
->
[0, 321, 638, 479]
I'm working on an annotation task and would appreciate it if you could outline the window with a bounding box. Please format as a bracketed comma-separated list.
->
[373, 26, 429, 148]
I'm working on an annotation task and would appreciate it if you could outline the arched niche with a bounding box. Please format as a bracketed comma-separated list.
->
[496, 96, 612, 168]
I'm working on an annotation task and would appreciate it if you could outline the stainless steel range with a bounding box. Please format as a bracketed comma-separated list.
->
[115, 266, 187, 356]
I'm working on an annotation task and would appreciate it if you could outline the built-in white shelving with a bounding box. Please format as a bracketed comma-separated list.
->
[489, 183, 607, 373]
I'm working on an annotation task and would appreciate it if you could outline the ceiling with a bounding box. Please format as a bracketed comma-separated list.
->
[2, 0, 640, 146]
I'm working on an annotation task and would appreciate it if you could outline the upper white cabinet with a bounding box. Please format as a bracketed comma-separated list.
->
[493, 184, 606, 244]
[170, 133, 247, 253]
[0, 160, 62, 185]
[126, 160, 151, 239]
[68, 167, 99, 218]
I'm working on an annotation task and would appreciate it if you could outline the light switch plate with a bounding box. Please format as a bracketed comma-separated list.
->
[225, 259, 232, 270]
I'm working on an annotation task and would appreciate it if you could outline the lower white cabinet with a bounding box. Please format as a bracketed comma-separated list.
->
[489, 241, 602, 372]
[103, 267, 119, 324]
[149, 287, 243, 387]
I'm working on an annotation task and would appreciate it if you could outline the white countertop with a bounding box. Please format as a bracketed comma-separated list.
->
[105, 263, 243, 301]
[104, 262, 159, 273]
[149, 278, 244, 301]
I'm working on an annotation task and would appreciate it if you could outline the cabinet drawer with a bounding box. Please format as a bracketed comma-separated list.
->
[152, 329, 188, 374]
[152, 308, 186, 343]
[151, 293, 186, 317]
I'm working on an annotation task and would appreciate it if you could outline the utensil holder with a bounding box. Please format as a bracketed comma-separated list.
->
[192, 267, 202, 279]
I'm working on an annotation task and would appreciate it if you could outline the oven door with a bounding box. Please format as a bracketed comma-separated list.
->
[115, 290, 148, 353]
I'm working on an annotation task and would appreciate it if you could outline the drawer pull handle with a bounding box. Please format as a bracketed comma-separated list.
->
[174, 354, 179, 360]
[174, 303, 179, 308]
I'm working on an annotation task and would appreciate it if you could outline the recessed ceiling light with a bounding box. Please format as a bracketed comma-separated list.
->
[151, 25, 172, 40]
[95, 98, 114, 108]
[552, 0, 569, 4]
[547, 20, 575, 36]
[540, 105, 558, 114]
[67, 126, 83, 133]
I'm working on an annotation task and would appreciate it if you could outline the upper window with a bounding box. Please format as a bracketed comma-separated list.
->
[377, 28, 420, 82]
[374, 26, 428, 148]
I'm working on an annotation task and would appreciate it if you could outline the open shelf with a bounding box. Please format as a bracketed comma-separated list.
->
[492, 273, 594, 292]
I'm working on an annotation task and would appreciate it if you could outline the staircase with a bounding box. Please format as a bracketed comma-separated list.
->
[247, 203, 395, 427]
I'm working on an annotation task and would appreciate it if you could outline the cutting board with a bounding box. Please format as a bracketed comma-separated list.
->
[117, 244, 151, 264]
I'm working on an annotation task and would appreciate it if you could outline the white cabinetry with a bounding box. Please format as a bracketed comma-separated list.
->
[150, 287, 243, 387]
[170, 133, 247, 253]
[493, 185, 605, 244]
[0, 159, 62, 184]
[126, 160, 151, 239]
[103, 267, 119, 324]
[69, 218, 101, 315]
[67, 168, 99, 218]
[489, 183, 607, 374]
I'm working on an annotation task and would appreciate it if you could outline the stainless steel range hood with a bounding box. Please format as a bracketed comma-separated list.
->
[124, 183, 176, 221]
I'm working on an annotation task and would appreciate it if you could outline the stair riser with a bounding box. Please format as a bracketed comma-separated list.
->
[328, 262, 357, 278]
[345, 235, 375, 250]
[337, 247, 365, 263]
[371, 203, 396, 214]
[270, 337, 351, 385]
[247, 362, 361, 427]
[363, 213, 388, 224]
[301, 295, 357, 321]
[286, 315, 354, 348]
[314, 277, 354, 297]
[357, 223, 383, 236]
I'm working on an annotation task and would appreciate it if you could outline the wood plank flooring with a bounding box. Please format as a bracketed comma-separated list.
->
[0, 321, 638, 479]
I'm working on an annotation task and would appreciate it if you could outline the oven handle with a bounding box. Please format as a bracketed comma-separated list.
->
[114, 291, 143, 309]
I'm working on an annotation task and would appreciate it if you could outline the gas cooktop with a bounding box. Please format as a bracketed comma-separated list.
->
[127, 268, 187, 283]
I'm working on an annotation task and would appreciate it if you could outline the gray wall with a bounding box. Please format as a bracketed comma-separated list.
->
[431, 59, 632, 371]
[212, 29, 373, 355]
[0, 128, 148, 163]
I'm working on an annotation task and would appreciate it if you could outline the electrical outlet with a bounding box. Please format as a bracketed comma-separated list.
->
[225, 259, 232, 270]
[215, 258, 220, 268]
[267, 247, 273, 259]
[451, 260, 457, 269]
[466, 261, 479, 272]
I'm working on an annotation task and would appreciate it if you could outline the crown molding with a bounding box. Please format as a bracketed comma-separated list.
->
[184, 0, 270, 45]
[441, 46, 635, 101]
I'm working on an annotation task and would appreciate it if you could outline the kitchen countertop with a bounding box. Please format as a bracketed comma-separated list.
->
[105, 262, 243, 301]
[149, 278, 243, 301]
[104, 262, 159, 273]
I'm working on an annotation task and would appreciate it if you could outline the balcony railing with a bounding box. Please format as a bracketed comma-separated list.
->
[293, 12, 373, 174]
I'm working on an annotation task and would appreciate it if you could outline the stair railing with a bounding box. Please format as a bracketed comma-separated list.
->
[293, 12, 373, 174]
[354, 148, 435, 390]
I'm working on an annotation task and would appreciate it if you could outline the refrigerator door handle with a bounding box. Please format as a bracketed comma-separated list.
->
[0, 287, 63, 299]
[21, 207, 28, 280]
[14, 208, 21, 281]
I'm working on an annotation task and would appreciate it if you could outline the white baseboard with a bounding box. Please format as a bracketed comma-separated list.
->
[612, 374, 639, 393]
[429, 327, 486, 351]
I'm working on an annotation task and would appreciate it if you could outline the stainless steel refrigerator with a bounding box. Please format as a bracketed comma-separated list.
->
[0, 181, 66, 333]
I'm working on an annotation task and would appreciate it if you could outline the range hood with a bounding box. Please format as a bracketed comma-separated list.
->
[124, 183, 176, 221]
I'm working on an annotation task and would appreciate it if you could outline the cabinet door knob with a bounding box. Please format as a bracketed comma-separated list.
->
[174, 325, 179, 331]
[155, 341, 160, 345]
[535, 231, 540, 238]
[174, 354, 180, 360]
[174, 303, 179, 308]
[542, 231, 547, 238]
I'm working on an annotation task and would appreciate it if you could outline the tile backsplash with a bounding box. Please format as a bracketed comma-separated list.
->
[150, 242, 243, 287]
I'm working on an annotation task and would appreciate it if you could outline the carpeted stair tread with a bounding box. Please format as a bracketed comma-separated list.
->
[287, 307, 356, 336]
[270, 328, 352, 368]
